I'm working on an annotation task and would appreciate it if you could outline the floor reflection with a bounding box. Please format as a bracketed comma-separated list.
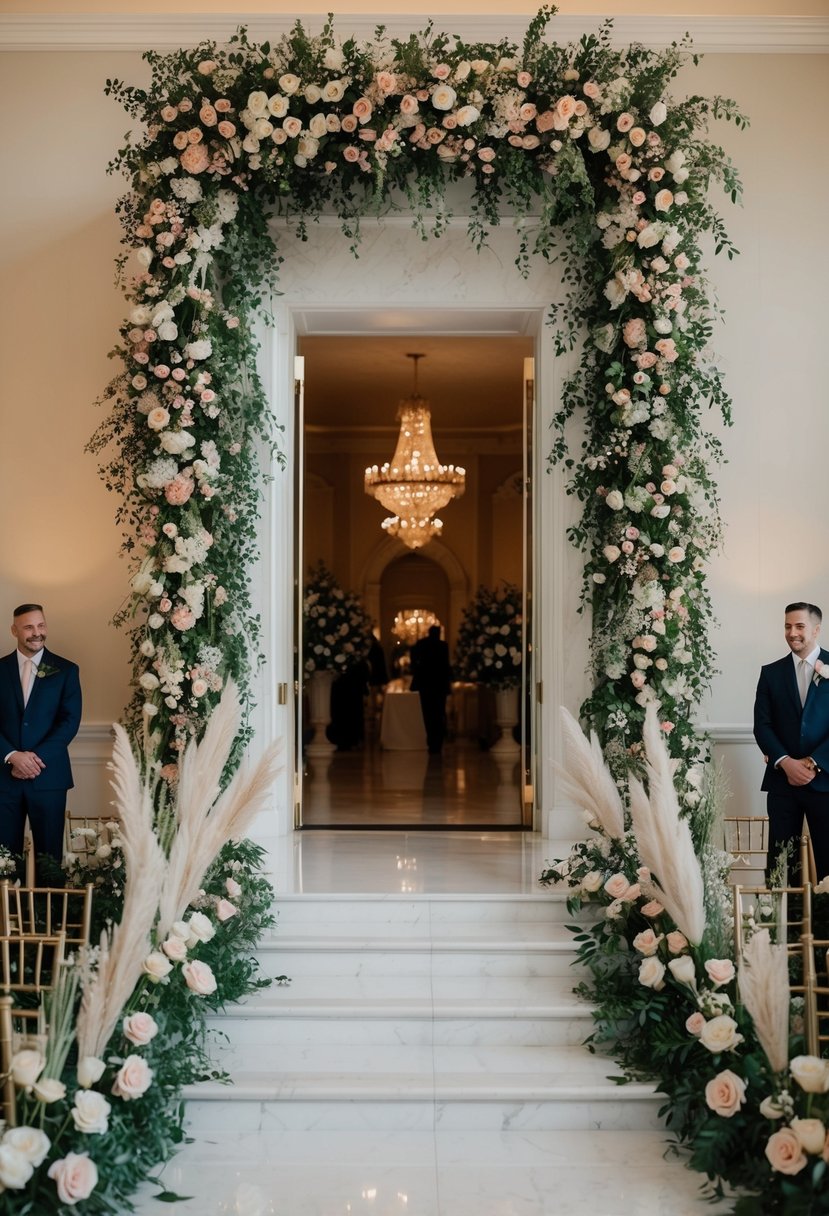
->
[302, 741, 524, 829]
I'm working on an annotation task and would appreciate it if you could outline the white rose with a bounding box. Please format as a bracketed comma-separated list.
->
[323, 46, 344, 71]
[72, 1090, 111, 1135]
[456, 105, 480, 126]
[649, 101, 667, 126]
[247, 90, 268, 116]
[279, 72, 301, 95]
[699, 1015, 743, 1054]
[0, 1144, 34, 1190]
[587, 127, 611, 152]
[637, 223, 663, 249]
[2, 1127, 50, 1167]
[130, 305, 151, 327]
[186, 910, 216, 945]
[159, 429, 195, 455]
[170, 920, 190, 940]
[603, 545, 621, 562]
[157, 320, 178, 341]
[581, 871, 604, 893]
[605, 490, 624, 511]
[139, 672, 160, 690]
[77, 1056, 106, 1089]
[184, 339, 212, 361]
[668, 956, 697, 988]
[759, 1095, 785, 1119]
[309, 112, 327, 139]
[162, 934, 188, 960]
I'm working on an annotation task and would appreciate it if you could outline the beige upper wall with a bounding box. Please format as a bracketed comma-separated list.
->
[1, 0, 828, 15]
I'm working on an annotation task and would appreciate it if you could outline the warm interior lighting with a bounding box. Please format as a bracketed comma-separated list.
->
[365, 353, 465, 550]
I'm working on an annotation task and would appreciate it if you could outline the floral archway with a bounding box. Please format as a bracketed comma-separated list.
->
[90, 6, 744, 797]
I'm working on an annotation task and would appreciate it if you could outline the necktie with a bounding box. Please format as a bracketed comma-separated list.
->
[21, 659, 34, 706]
[798, 658, 810, 707]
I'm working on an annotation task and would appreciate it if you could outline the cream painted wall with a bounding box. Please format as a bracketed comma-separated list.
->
[0, 36, 826, 821]
[2, 1, 825, 15]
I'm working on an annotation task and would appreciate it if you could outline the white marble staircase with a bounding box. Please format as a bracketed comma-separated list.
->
[183, 890, 662, 1135]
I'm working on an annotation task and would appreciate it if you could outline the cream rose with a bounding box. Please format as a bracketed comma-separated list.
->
[72, 1090, 112, 1135]
[2, 1127, 50, 1167]
[77, 1056, 106, 1089]
[765, 1127, 808, 1175]
[142, 951, 173, 982]
[699, 1015, 743, 1054]
[33, 1077, 66, 1104]
[186, 911, 216, 945]
[581, 871, 604, 894]
[0, 1144, 34, 1190]
[704, 1069, 747, 1118]
[668, 956, 697, 988]
[48, 1152, 99, 1203]
[759, 1095, 785, 1119]
[11, 1050, 45, 1088]
[123, 1012, 159, 1047]
[111, 1055, 153, 1101]
[182, 959, 218, 996]
[431, 84, 457, 111]
[791, 1055, 829, 1094]
[605, 490, 624, 511]
[792, 1117, 827, 1155]
[638, 957, 666, 990]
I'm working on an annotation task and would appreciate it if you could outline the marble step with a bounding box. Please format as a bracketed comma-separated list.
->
[133, 1128, 732, 1216]
[271, 892, 572, 932]
[183, 1045, 661, 1134]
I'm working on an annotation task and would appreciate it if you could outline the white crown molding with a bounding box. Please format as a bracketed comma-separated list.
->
[700, 723, 754, 744]
[1, 13, 827, 54]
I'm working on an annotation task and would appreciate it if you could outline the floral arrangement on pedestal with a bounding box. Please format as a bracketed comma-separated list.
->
[303, 562, 373, 675]
[454, 583, 523, 689]
[542, 704, 829, 1214]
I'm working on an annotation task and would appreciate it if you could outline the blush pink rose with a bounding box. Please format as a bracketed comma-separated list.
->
[226, 877, 242, 898]
[705, 958, 736, 987]
[632, 929, 662, 956]
[352, 97, 373, 122]
[705, 1069, 747, 1118]
[686, 1012, 706, 1036]
[122, 1012, 159, 1047]
[164, 475, 194, 506]
[170, 605, 196, 631]
[623, 318, 647, 349]
[48, 1153, 99, 1204]
[536, 110, 556, 133]
[179, 144, 210, 174]
[182, 959, 218, 996]
[640, 899, 664, 918]
[556, 95, 576, 122]
[400, 94, 419, 115]
[215, 898, 238, 921]
[343, 146, 360, 163]
[111, 1055, 153, 1101]
[217, 120, 236, 138]
[666, 931, 688, 954]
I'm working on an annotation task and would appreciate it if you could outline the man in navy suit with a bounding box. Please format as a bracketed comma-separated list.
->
[0, 604, 82, 874]
[754, 601, 829, 882]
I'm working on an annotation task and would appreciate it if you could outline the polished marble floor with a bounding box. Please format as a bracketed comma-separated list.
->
[300, 742, 526, 830]
[133, 833, 732, 1216]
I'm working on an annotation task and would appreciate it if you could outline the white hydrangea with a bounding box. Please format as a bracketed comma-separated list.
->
[170, 177, 204, 203]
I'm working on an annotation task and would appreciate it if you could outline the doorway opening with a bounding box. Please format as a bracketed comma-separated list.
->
[296, 331, 535, 829]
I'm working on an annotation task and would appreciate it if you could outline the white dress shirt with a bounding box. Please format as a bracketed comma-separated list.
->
[774, 645, 822, 768]
[4, 650, 44, 763]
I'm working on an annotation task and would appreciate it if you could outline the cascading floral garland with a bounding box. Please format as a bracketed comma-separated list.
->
[89, 6, 745, 791]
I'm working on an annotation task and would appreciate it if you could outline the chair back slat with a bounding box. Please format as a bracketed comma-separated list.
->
[0, 882, 93, 949]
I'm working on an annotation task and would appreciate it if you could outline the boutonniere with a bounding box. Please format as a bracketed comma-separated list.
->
[36, 663, 59, 680]
[814, 660, 829, 686]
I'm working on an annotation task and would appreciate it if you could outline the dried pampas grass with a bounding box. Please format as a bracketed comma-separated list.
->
[739, 928, 790, 1074]
[556, 707, 625, 840]
[628, 703, 706, 945]
[156, 681, 281, 942]
[77, 723, 167, 1061]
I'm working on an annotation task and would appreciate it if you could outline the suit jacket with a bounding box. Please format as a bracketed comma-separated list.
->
[409, 636, 452, 695]
[754, 647, 829, 794]
[0, 648, 82, 793]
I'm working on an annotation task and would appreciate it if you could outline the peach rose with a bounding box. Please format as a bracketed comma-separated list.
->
[217, 120, 236, 138]
[628, 126, 646, 147]
[623, 318, 647, 349]
[704, 958, 736, 988]
[179, 144, 210, 174]
[111, 1055, 153, 1101]
[48, 1152, 99, 1204]
[654, 188, 674, 212]
[666, 931, 688, 954]
[699, 1015, 743, 1054]
[603, 873, 631, 900]
[632, 929, 663, 956]
[640, 899, 664, 918]
[555, 95, 576, 122]
[352, 97, 373, 122]
[765, 1127, 808, 1175]
[705, 1069, 747, 1117]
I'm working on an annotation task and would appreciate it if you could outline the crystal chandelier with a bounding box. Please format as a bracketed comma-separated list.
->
[391, 608, 440, 647]
[364, 354, 465, 550]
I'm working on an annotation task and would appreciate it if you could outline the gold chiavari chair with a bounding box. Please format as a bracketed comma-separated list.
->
[64, 813, 121, 861]
[0, 881, 93, 950]
[723, 816, 770, 884]
[0, 933, 67, 1000]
